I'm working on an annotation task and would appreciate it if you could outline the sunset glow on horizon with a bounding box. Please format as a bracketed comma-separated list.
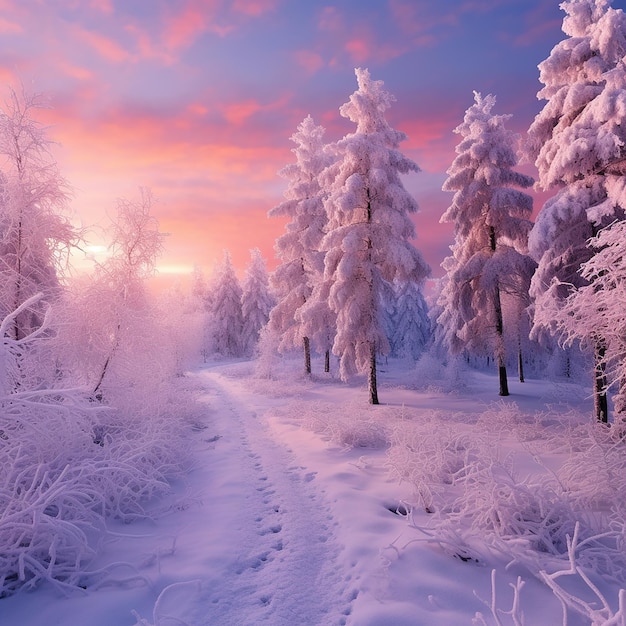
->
[4, 0, 625, 282]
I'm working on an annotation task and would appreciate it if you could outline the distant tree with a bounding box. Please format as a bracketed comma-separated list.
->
[438, 92, 534, 396]
[391, 278, 431, 362]
[241, 248, 274, 356]
[526, 0, 626, 421]
[320, 68, 430, 404]
[269, 115, 332, 374]
[0, 89, 76, 345]
[209, 250, 243, 357]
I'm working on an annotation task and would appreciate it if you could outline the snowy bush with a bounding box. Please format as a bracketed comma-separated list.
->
[412, 353, 469, 394]
[387, 401, 626, 598]
[0, 295, 200, 596]
[283, 399, 393, 449]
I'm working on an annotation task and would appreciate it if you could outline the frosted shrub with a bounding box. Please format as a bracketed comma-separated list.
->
[0, 389, 105, 596]
[388, 400, 626, 591]
[387, 413, 480, 511]
[0, 298, 198, 596]
[412, 353, 469, 393]
[285, 399, 392, 449]
[0, 381, 194, 596]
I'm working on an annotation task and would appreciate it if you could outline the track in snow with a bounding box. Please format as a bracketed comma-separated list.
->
[182, 367, 357, 626]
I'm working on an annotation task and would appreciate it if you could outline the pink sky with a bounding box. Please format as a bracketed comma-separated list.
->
[1, 0, 623, 280]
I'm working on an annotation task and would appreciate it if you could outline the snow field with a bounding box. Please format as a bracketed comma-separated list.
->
[2, 356, 626, 625]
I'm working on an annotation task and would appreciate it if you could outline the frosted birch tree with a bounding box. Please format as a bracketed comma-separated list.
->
[321, 68, 430, 404]
[209, 250, 243, 357]
[241, 248, 274, 356]
[438, 92, 534, 396]
[0, 89, 76, 346]
[61, 189, 164, 400]
[269, 115, 332, 374]
[526, 0, 626, 421]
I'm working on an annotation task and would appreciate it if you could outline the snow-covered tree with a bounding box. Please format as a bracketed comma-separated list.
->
[320, 68, 430, 404]
[526, 0, 626, 421]
[241, 248, 274, 356]
[390, 278, 431, 362]
[438, 92, 534, 396]
[535, 220, 626, 418]
[60, 189, 164, 400]
[208, 250, 243, 358]
[269, 115, 332, 374]
[0, 89, 76, 345]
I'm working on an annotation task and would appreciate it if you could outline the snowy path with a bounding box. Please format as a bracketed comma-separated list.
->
[179, 366, 356, 626]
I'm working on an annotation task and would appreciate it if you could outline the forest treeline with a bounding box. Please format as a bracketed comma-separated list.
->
[197, 0, 626, 420]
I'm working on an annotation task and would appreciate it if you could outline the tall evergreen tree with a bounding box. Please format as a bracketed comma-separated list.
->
[320, 68, 430, 404]
[208, 251, 243, 358]
[241, 248, 274, 356]
[269, 116, 331, 374]
[390, 278, 431, 362]
[438, 92, 534, 396]
[527, 0, 626, 421]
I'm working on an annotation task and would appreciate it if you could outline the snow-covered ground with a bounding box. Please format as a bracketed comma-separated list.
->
[2, 357, 623, 625]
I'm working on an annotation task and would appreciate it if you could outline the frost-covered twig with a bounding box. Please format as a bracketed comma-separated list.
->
[540, 523, 626, 626]
[473, 569, 526, 626]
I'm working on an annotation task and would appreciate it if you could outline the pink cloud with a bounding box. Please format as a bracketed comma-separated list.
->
[162, 2, 214, 50]
[124, 23, 175, 64]
[345, 38, 370, 64]
[187, 102, 209, 116]
[58, 61, 93, 81]
[318, 6, 342, 32]
[294, 50, 325, 75]
[221, 100, 263, 125]
[89, 0, 113, 15]
[232, 0, 280, 17]
[73, 26, 131, 63]
[0, 16, 21, 34]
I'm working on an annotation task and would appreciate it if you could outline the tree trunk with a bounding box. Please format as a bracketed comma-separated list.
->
[324, 349, 330, 373]
[494, 292, 509, 396]
[489, 226, 509, 397]
[593, 342, 608, 423]
[517, 339, 525, 383]
[369, 343, 379, 405]
[303, 336, 311, 375]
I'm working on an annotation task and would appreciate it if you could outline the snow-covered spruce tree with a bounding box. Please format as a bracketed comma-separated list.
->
[438, 92, 534, 396]
[241, 248, 274, 356]
[526, 0, 626, 422]
[269, 115, 332, 374]
[208, 250, 243, 357]
[320, 68, 430, 404]
[390, 278, 431, 361]
[0, 89, 76, 348]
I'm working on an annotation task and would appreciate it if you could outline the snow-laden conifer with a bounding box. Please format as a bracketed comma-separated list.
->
[241, 248, 274, 356]
[269, 115, 331, 374]
[321, 68, 430, 403]
[390, 278, 431, 362]
[208, 251, 243, 357]
[527, 0, 626, 421]
[438, 92, 534, 396]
